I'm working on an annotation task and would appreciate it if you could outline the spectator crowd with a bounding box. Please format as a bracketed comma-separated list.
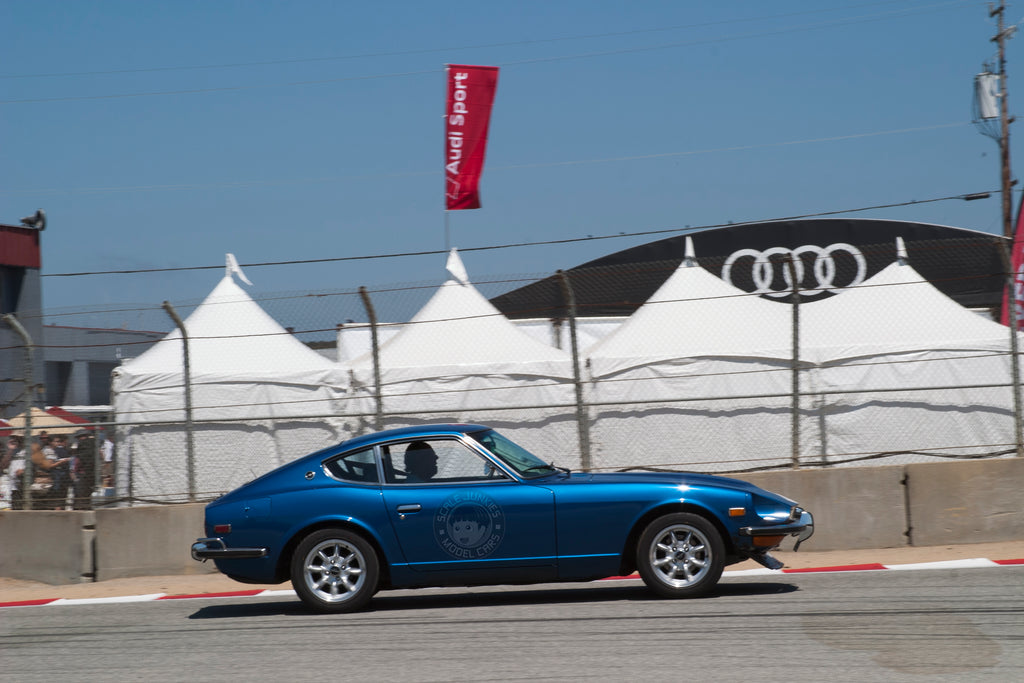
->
[0, 429, 113, 510]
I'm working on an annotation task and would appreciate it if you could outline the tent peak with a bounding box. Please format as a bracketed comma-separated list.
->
[446, 248, 470, 285]
[226, 253, 253, 286]
[683, 236, 697, 267]
[895, 237, 908, 266]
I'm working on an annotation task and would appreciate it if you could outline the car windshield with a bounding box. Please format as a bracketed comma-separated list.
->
[468, 429, 556, 478]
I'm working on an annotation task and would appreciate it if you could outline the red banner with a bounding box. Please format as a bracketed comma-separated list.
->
[1002, 193, 1024, 328]
[445, 65, 499, 210]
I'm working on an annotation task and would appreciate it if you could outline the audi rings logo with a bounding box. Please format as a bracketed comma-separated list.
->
[721, 243, 867, 299]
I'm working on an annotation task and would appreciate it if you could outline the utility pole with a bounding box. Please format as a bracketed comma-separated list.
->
[975, 3, 1017, 235]
[992, 0, 1016, 238]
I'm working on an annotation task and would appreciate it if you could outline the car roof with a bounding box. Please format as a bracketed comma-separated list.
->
[334, 423, 491, 452]
[229, 424, 495, 494]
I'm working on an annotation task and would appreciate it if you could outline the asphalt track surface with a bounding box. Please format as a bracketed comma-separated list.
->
[2, 567, 1022, 682]
[2, 552, 1023, 682]
[5, 540, 1024, 604]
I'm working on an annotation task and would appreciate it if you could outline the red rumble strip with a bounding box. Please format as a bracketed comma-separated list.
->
[2, 599, 60, 608]
[781, 563, 888, 573]
[158, 590, 266, 600]
[2, 557, 1022, 609]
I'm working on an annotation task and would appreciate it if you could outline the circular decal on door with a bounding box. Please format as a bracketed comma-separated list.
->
[434, 491, 505, 559]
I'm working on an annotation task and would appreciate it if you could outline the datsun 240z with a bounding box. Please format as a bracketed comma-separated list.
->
[191, 424, 813, 612]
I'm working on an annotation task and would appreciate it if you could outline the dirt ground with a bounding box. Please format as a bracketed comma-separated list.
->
[3, 540, 1023, 603]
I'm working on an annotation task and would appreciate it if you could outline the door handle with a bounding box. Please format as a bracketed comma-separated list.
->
[396, 504, 422, 513]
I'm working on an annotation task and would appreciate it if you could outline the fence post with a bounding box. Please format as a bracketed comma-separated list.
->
[998, 242, 1024, 456]
[557, 271, 591, 470]
[161, 302, 196, 501]
[784, 258, 801, 469]
[359, 287, 384, 431]
[2, 313, 36, 509]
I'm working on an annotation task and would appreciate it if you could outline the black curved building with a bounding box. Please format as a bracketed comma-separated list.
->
[492, 219, 1008, 320]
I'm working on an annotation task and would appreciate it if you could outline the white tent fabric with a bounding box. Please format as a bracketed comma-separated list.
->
[113, 258, 351, 501]
[349, 250, 580, 466]
[586, 250, 793, 375]
[585, 242, 801, 471]
[584, 238, 1020, 471]
[801, 260, 1011, 359]
[337, 317, 624, 362]
[800, 260, 1018, 463]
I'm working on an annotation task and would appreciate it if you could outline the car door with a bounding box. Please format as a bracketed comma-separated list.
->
[380, 436, 556, 576]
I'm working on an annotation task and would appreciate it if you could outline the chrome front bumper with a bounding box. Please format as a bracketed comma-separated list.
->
[191, 537, 268, 562]
[738, 508, 815, 551]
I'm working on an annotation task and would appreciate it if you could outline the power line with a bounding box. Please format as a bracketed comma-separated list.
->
[0, 1, 945, 81]
[0, 121, 974, 197]
[41, 190, 999, 278]
[0, 1, 970, 105]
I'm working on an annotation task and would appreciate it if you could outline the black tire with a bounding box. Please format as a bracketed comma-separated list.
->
[636, 513, 725, 598]
[290, 528, 379, 613]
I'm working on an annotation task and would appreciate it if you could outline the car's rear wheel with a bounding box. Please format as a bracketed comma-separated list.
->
[290, 528, 379, 613]
[636, 513, 725, 598]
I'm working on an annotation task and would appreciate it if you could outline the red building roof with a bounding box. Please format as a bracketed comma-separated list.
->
[0, 224, 41, 268]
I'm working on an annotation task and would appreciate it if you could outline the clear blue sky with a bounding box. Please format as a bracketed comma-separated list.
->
[1, 0, 1018, 328]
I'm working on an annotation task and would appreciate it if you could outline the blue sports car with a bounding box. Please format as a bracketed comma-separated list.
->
[191, 424, 813, 612]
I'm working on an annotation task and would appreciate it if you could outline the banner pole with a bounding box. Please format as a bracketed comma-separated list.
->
[444, 211, 450, 251]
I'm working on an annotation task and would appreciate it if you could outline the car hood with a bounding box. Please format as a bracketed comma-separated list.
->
[554, 471, 796, 504]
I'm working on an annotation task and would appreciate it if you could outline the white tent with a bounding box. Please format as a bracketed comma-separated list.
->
[585, 238, 801, 471]
[800, 244, 1019, 464]
[585, 237, 1021, 471]
[112, 255, 351, 501]
[349, 250, 581, 465]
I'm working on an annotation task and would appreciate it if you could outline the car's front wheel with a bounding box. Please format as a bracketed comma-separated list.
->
[290, 528, 379, 613]
[636, 513, 725, 598]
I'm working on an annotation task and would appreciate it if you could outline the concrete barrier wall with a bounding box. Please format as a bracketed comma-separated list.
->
[743, 465, 908, 551]
[905, 458, 1024, 546]
[0, 511, 95, 584]
[93, 504, 217, 581]
[1, 460, 1021, 584]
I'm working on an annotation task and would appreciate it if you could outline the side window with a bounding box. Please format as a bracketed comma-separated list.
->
[324, 447, 379, 483]
[384, 438, 507, 484]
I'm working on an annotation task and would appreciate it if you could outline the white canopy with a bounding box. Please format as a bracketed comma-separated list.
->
[801, 257, 1018, 462]
[802, 258, 1010, 359]
[585, 238, 798, 471]
[584, 238, 1020, 471]
[587, 238, 792, 377]
[116, 278, 343, 402]
[112, 256, 350, 501]
[351, 250, 572, 386]
[349, 250, 579, 464]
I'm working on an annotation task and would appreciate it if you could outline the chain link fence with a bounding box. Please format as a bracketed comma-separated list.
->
[2, 236, 1020, 506]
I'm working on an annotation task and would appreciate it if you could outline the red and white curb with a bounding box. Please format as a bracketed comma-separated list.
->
[719, 557, 1024, 577]
[0, 588, 299, 609]
[2, 557, 1022, 609]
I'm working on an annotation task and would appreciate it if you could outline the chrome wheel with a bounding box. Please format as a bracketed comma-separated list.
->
[648, 524, 712, 588]
[302, 539, 366, 602]
[290, 529, 379, 612]
[636, 513, 725, 598]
